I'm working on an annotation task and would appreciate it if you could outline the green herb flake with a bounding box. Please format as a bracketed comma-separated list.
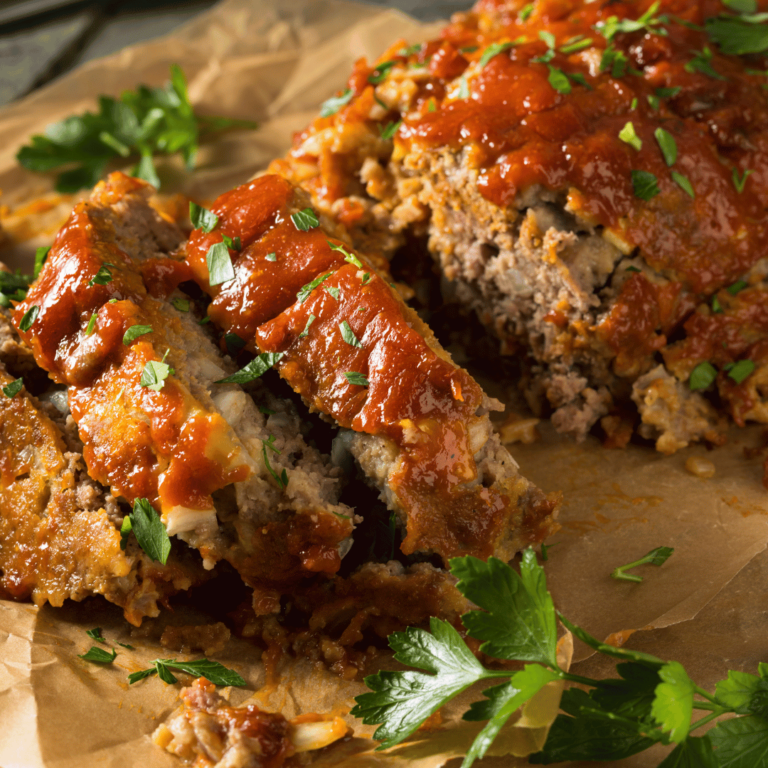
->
[656, 86, 682, 99]
[34, 246, 51, 278]
[117, 642, 135, 650]
[689, 361, 718, 391]
[547, 65, 571, 94]
[630, 97, 638, 110]
[362, 273, 372, 285]
[19, 305, 40, 332]
[85, 313, 98, 336]
[325, 285, 340, 300]
[671, 170, 695, 198]
[654, 127, 677, 166]
[706, 13, 768, 56]
[224, 333, 246, 356]
[119, 516, 132, 551]
[328, 240, 363, 268]
[262, 436, 288, 489]
[259, 405, 275, 415]
[265, 252, 277, 262]
[215, 352, 284, 385]
[647, 94, 660, 110]
[198, 316, 211, 325]
[123, 324, 153, 345]
[611, 546, 674, 583]
[140, 354, 175, 392]
[368, 60, 397, 85]
[733, 168, 753, 193]
[458, 74, 470, 100]
[297, 272, 333, 303]
[600, 45, 629, 77]
[685, 47, 726, 79]
[344, 371, 369, 387]
[631, 169, 660, 200]
[291, 208, 320, 231]
[222, 234, 241, 251]
[87, 628, 107, 644]
[172, 298, 190, 312]
[712, 295, 724, 313]
[379, 120, 402, 140]
[339, 320, 363, 348]
[129, 498, 171, 564]
[129, 658, 245, 687]
[88, 264, 114, 287]
[479, 41, 516, 68]
[206, 241, 235, 286]
[299, 314, 316, 338]
[2, 378, 23, 399]
[519, 3, 534, 21]
[727, 359, 755, 384]
[320, 88, 354, 118]
[727, 280, 748, 295]
[619, 121, 642, 151]
[539, 30, 556, 49]
[625, 265, 642, 273]
[560, 36, 593, 54]
[189, 202, 219, 233]
[596, 1, 669, 43]
[79, 647, 117, 664]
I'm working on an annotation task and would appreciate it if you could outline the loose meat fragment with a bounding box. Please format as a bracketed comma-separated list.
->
[271, 0, 768, 451]
[184, 174, 558, 564]
[14, 173, 354, 611]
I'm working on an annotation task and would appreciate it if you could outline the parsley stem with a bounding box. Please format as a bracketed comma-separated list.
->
[689, 710, 725, 731]
[691, 701, 723, 712]
[693, 685, 719, 704]
[560, 672, 611, 688]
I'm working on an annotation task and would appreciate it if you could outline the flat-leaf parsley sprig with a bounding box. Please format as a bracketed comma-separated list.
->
[352, 548, 768, 767]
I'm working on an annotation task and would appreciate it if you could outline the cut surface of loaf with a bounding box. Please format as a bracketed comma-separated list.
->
[270, 0, 768, 455]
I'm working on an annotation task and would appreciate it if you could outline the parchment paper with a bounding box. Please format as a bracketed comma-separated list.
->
[1, 0, 767, 766]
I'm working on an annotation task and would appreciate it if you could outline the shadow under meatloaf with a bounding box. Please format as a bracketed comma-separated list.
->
[0, 309, 205, 625]
[13, 173, 359, 616]
[270, 0, 768, 454]
[183, 174, 558, 566]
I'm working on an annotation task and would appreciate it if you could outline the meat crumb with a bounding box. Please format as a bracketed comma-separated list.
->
[685, 457, 716, 479]
[160, 622, 231, 656]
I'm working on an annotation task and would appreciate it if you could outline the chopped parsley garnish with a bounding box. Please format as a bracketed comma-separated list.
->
[733, 168, 753, 193]
[368, 60, 397, 84]
[706, 12, 768, 55]
[320, 88, 354, 118]
[540, 542, 558, 561]
[171, 297, 190, 312]
[215, 352, 284, 384]
[560, 35, 593, 54]
[671, 170, 695, 198]
[339, 320, 363, 348]
[299, 314, 316, 338]
[600, 45, 630, 77]
[297, 272, 332, 303]
[457, 74, 470, 100]
[19, 305, 40, 332]
[479, 41, 518, 68]
[262, 435, 288, 489]
[79, 647, 117, 664]
[34, 246, 50, 277]
[222, 234, 241, 251]
[259, 405, 275, 415]
[689, 361, 718, 391]
[654, 127, 677, 166]
[224, 333, 246, 356]
[398, 44, 422, 57]
[206, 241, 235, 286]
[519, 3, 534, 21]
[685, 47, 726, 79]
[362, 273, 372, 285]
[631, 169, 660, 200]
[596, 1, 669, 42]
[85, 313, 98, 336]
[428, 99, 437, 112]
[726, 359, 755, 384]
[344, 371, 369, 387]
[123, 324, 152, 345]
[619, 121, 642, 151]
[198, 315, 211, 325]
[88, 263, 114, 287]
[86, 628, 107, 643]
[325, 285, 340, 300]
[379, 120, 402, 140]
[712, 295, 724, 313]
[2, 378, 23, 399]
[727, 280, 748, 294]
[647, 94, 660, 110]
[265, 251, 277, 262]
[189, 202, 219, 233]
[611, 546, 674, 583]
[539, 30, 556, 49]
[724, 0, 757, 12]
[16, 65, 256, 193]
[328, 240, 363, 268]
[630, 97, 638, 110]
[0, 271, 33, 307]
[128, 658, 245, 687]
[656, 86, 682, 99]
[291, 208, 319, 231]
[119, 516, 132, 551]
[126, 497, 171, 565]
[140, 352, 174, 392]
[547, 65, 571, 94]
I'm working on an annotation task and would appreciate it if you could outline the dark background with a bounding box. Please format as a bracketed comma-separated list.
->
[0, 0, 467, 106]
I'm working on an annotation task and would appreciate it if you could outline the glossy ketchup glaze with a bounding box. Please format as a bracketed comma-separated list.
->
[185, 176, 532, 561]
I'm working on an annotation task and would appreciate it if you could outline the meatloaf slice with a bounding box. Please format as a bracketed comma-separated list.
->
[14, 173, 355, 614]
[271, 0, 768, 451]
[0, 311, 205, 624]
[183, 174, 559, 565]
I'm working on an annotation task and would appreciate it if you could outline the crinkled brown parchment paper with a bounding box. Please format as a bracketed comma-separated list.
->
[0, 1, 767, 766]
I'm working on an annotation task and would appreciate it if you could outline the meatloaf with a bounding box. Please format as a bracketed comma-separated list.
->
[270, 0, 768, 455]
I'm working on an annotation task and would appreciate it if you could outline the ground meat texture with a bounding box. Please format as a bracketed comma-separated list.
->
[154, 678, 349, 767]
[183, 174, 559, 564]
[271, 0, 768, 452]
[14, 173, 354, 612]
[161, 622, 231, 656]
[0, 325, 206, 623]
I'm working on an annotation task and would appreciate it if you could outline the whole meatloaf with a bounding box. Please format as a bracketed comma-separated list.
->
[270, 0, 768, 455]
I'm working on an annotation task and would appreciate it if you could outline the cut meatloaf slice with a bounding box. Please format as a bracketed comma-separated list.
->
[0, 310, 205, 624]
[14, 173, 355, 614]
[271, 0, 768, 450]
[183, 174, 558, 565]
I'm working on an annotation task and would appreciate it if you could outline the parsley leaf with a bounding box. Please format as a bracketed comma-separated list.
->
[299, 314, 316, 338]
[655, 127, 677, 166]
[727, 280, 748, 295]
[339, 320, 363, 348]
[733, 168, 753, 193]
[123, 324, 152, 345]
[79, 646, 117, 664]
[206, 241, 235, 286]
[19, 305, 40, 332]
[727, 359, 755, 384]
[547, 66, 571, 94]
[140, 355, 174, 391]
[369, 60, 397, 84]
[596, 1, 669, 42]
[600, 45, 630, 77]
[344, 371, 369, 387]
[88, 263, 114, 287]
[706, 14, 768, 55]
[291, 208, 319, 231]
[689, 361, 718, 391]
[86, 627, 107, 644]
[2, 378, 23, 398]
[619, 121, 642, 151]
[560, 35, 593, 54]
[520, 3, 534, 21]
[631, 169, 660, 200]
[716, 670, 768, 715]
[672, 171, 695, 198]
[215, 352, 284, 384]
[34, 246, 50, 277]
[710, 714, 768, 767]
[297, 272, 333, 303]
[685, 47, 726, 79]
[171, 297, 190, 312]
[320, 88, 354, 118]
[85, 312, 97, 336]
[129, 498, 171, 564]
[379, 121, 402, 140]
[222, 234, 241, 251]
[328, 240, 363, 268]
[262, 435, 288, 489]
[479, 41, 516, 68]
[129, 658, 245, 687]
[611, 546, 674, 583]
[119, 516, 132, 551]
[189, 202, 219, 233]
[265, 251, 277, 262]
[651, 661, 695, 742]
